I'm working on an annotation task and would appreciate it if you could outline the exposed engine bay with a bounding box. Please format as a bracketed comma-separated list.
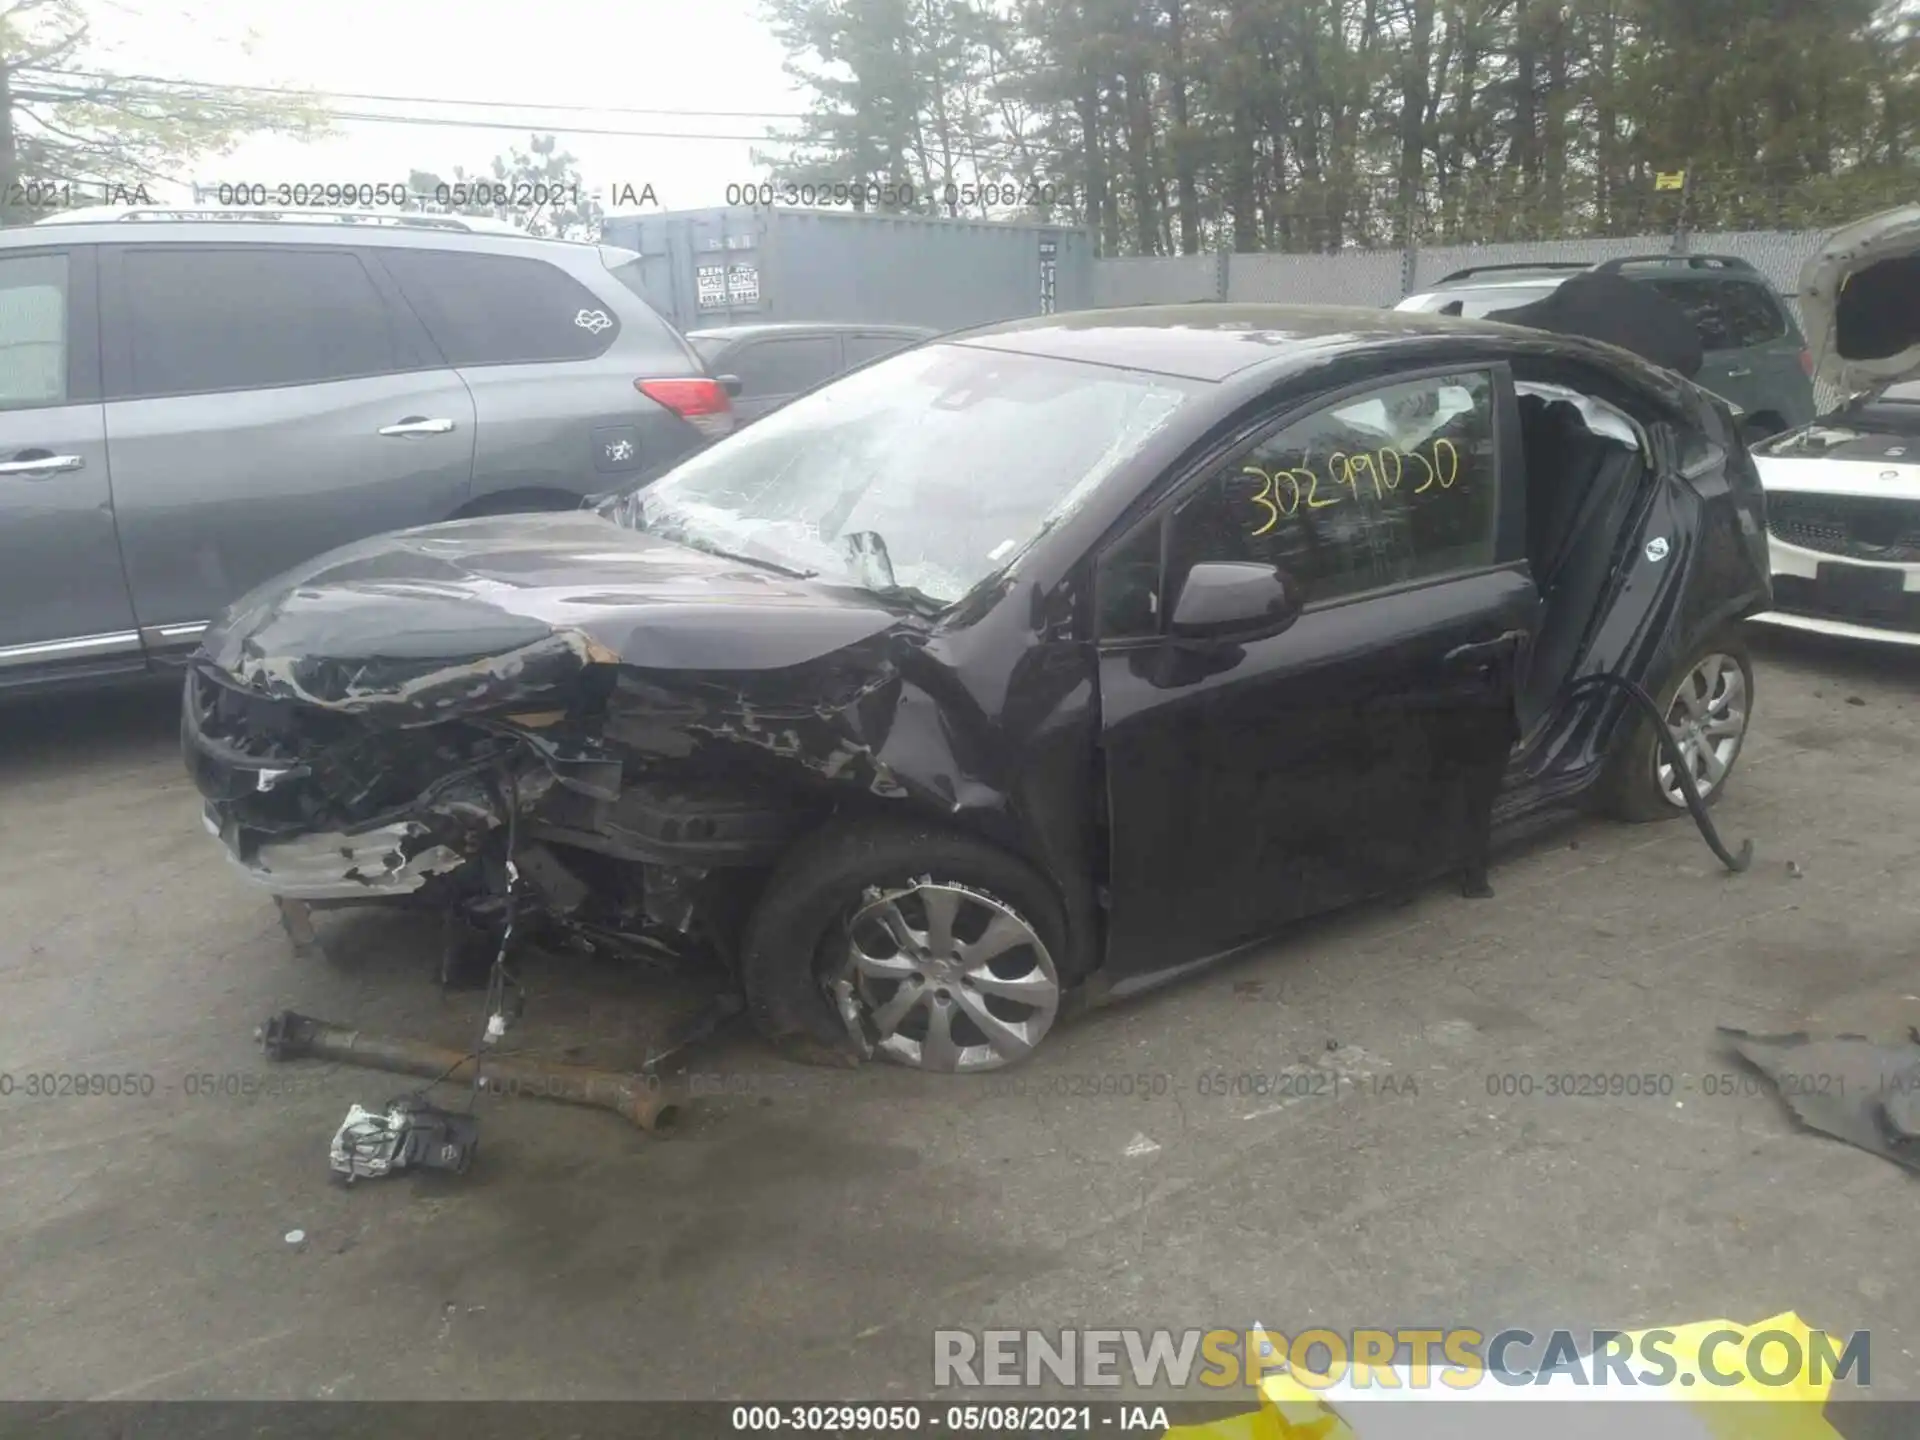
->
[184, 643, 885, 978]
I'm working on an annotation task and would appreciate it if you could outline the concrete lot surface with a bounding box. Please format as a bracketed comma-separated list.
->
[1, 626, 1916, 1402]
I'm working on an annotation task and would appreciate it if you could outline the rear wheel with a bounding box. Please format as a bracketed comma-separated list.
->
[740, 819, 1071, 1071]
[1601, 633, 1754, 822]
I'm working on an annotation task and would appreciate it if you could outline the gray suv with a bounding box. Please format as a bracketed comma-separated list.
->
[1397, 254, 1816, 443]
[0, 207, 730, 696]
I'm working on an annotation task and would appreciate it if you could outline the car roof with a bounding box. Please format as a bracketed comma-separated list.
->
[1420, 256, 1773, 292]
[9, 208, 597, 256]
[1421, 271, 1577, 290]
[946, 303, 1524, 382]
[685, 322, 937, 342]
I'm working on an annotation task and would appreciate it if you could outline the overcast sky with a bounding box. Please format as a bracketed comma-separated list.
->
[91, 0, 809, 214]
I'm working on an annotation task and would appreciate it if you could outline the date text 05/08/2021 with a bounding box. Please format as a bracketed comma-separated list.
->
[0, 1070, 335, 1100]
[727, 1403, 1171, 1433]
[721, 180, 1070, 210]
[207, 181, 586, 210]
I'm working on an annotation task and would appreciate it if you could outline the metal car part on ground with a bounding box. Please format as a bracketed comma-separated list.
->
[184, 305, 1771, 1075]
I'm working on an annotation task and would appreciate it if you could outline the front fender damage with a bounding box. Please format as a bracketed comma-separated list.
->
[188, 608, 1055, 990]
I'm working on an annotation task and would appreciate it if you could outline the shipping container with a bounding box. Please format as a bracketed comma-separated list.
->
[600, 206, 1094, 333]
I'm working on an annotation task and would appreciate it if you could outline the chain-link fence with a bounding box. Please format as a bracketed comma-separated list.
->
[1091, 225, 1842, 409]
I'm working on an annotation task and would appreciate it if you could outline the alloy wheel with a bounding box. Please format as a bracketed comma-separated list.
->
[1657, 652, 1749, 808]
[830, 879, 1060, 1072]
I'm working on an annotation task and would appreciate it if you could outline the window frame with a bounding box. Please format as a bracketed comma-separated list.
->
[843, 331, 918, 368]
[99, 241, 439, 402]
[0, 244, 95, 412]
[1090, 359, 1524, 649]
[727, 333, 847, 397]
[1641, 276, 1788, 350]
[368, 246, 624, 369]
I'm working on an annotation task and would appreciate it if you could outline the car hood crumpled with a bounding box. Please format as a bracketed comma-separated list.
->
[196, 511, 906, 717]
[1798, 203, 1920, 400]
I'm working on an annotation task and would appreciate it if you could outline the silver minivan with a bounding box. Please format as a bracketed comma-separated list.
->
[0, 207, 732, 696]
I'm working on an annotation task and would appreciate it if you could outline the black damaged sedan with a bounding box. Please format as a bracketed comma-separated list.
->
[184, 303, 1770, 1073]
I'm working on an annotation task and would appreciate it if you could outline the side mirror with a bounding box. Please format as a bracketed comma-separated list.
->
[1170, 561, 1300, 638]
[718, 374, 744, 398]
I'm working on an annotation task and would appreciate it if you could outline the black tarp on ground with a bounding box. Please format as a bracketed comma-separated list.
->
[1719, 1025, 1920, 1174]
[1486, 270, 1707, 378]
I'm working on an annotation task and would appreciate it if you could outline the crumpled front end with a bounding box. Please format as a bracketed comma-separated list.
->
[179, 618, 977, 977]
[184, 660, 518, 901]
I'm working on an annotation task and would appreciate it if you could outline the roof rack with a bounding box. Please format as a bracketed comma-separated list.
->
[1435, 261, 1592, 284]
[31, 206, 528, 235]
[1590, 253, 1760, 274]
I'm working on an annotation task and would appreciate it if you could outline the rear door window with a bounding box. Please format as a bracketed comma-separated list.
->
[379, 249, 621, 365]
[1641, 278, 1788, 349]
[844, 333, 919, 366]
[730, 335, 843, 396]
[117, 246, 407, 398]
[0, 252, 69, 408]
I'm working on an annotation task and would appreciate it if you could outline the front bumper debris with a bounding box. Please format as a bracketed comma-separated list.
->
[202, 806, 470, 898]
[185, 661, 514, 900]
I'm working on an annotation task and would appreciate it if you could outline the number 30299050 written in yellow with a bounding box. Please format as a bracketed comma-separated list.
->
[1241, 438, 1463, 536]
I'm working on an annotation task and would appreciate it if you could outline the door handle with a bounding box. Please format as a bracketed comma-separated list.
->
[0, 452, 83, 476]
[1444, 629, 1528, 670]
[377, 417, 455, 437]
[1724, 367, 1753, 378]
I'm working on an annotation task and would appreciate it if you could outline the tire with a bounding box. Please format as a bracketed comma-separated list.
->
[739, 817, 1072, 1072]
[1599, 630, 1755, 823]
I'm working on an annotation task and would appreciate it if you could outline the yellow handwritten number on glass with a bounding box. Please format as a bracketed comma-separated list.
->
[1378, 448, 1403, 491]
[1434, 438, 1460, 488]
[1351, 453, 1383, 499]
[1244, 465, 1279, 536]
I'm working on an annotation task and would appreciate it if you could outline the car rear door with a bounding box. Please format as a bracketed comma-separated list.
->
[1644, 275, 1813, 430]
[99, 242, 476, 650]
[0, 244, 148, 687]
[373, 246, 721, 503]
[724, 333, 847, 424]
[1093, 363, 1540, 981]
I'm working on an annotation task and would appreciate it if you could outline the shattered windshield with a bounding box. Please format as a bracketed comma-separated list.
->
[618, 342, 1197, 608]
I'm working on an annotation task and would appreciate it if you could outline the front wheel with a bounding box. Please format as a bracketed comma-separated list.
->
[739, 819, 1071, 1071]
[1601, 633, 1755, 822]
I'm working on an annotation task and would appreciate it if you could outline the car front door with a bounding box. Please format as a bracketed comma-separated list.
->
[0, 246, 148, 687]
[726, 334, 846, 424]
[1094, 364, 1540, 982]
[99, 242, 476, 653]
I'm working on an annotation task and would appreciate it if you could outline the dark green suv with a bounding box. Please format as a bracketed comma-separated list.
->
[1397, 254, 1816, 443]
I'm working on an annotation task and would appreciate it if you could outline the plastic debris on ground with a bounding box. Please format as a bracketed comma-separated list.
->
[1721, 1026, 1920, 1174]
